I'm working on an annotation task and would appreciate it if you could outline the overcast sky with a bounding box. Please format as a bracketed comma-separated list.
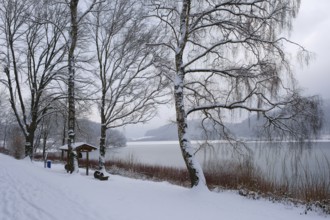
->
[124, 0, 330, 138]
[290, 0, 330, 100]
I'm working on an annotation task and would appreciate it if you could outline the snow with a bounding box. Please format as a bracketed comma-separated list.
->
[59, 142, 98, 150]
[0, 154, 327, 220]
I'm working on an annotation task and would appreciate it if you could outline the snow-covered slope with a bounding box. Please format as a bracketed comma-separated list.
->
[0, 154, 326, 220]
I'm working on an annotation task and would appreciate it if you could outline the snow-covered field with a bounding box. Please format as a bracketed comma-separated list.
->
[0, 154, 327, 220]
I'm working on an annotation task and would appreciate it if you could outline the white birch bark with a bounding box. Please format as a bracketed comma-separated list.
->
[66, 0, 99, 173]
[67, 0, 79, 173]
[174, 0, 207, 188]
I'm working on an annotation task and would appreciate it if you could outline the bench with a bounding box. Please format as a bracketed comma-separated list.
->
[93, 171, 109, 181]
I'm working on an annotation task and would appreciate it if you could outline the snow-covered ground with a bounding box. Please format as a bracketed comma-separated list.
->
[0, 154, 327, 220]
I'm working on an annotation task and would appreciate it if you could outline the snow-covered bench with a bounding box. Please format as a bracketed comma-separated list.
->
[94, 171, 109, 181]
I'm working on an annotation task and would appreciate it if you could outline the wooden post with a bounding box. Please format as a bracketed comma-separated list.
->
[86, 151, 89, 176]
[67, 150, 69, 164]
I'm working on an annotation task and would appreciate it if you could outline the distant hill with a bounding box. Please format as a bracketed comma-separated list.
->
[143, 117, 263, 141]
[144, 123, 178, 141]
[143, 99, 330, 141]
[144, 121, 203, 141]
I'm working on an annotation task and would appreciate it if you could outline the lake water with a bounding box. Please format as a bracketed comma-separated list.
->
[90, 140, 330, 182]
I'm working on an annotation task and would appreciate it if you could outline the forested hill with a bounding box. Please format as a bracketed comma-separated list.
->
[143, 100, 330, 141]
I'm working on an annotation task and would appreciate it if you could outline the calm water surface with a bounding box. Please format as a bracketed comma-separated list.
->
[90, 140, 330, 181]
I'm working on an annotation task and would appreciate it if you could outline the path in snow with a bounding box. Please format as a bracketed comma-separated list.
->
[0, 154, 327, 220]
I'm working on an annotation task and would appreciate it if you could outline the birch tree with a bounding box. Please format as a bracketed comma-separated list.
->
[0, 0, 68, 159]
[90, 0, 169, 172]
[147, 0, 322, 188]
[64, 0, 101, 173]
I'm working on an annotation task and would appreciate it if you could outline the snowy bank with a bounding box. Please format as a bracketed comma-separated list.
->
[0, 154, 327, 220]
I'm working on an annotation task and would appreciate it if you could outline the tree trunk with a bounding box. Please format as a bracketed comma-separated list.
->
[174, 72, 206, 188]
[67, 0, 79, 173]
[67, 54, 78, 173]
[62, 117, 66, 146]
[25, 130, 34, 159]
[99, 91, 107, 172]
[99, 124, 106, 172]
[174, 0, 207, 189]
[42, 129, 48, 163]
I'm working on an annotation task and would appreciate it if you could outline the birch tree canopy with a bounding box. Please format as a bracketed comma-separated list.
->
[147, 0, 322, 188]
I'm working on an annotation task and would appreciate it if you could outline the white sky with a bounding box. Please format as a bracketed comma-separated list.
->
[290, 0, 330, 100]
[123, 0, 330, 138]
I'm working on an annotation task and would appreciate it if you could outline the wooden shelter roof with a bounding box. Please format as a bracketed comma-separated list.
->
[59, 142, 97, 152]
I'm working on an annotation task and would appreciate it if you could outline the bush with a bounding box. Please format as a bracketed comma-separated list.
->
[8, 135, 25, 159]
[6, 126, 25, 159]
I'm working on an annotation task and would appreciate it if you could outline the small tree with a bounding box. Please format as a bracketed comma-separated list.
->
[106, 129, 126, 148]
[90, 0, 169, 172]
[7, 126, 25, 159]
